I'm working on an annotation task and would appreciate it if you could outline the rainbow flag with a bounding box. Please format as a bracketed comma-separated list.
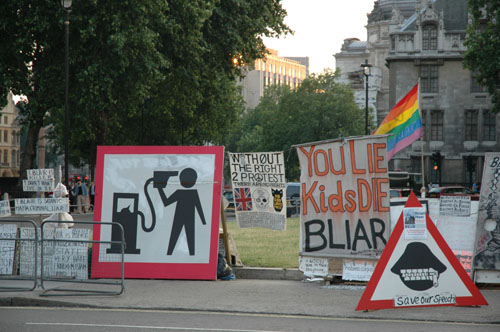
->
[373, 83, 422, 160]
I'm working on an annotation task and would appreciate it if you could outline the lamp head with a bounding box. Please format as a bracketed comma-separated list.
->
[61, 0, 72, 9]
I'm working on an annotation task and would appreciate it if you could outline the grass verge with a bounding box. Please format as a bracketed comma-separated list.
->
[225, 217, 300, 268]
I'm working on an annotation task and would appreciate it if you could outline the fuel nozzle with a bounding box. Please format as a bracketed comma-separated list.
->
[153, 171, 179, 188]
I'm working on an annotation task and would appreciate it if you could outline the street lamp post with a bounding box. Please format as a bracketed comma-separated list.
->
[61, 0, 72, 186]
[361, 59, 372, 135]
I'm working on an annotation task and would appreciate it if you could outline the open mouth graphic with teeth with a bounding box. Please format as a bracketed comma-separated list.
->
[391, 242, 446, 291]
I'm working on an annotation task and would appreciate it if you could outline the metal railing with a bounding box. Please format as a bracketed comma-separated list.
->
[0, 219, 125, 296]
[0, 219, 38, 291]
[39, 220, 124, 296]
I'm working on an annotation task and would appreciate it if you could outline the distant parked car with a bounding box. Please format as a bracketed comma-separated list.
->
[427, 186, 480, 200]
[223, 190, 234, 212]
[286, 182, 300, 217]
[390, 189, 403, 198]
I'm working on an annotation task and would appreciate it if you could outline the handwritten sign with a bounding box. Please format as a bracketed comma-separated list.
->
[27, 168, 54, 180]
[19, 227, 90, 279]
[342, 259, 376, 281]
[0, 200, 11, 217]
[295, 136, 391, 259]
[15, 198, 69, 214]
[23, 179, 55, 192]
[0, 224, 17, 275]
[19, 227, 54, 277]
[439, 195, 471, 216]
[45, 228, 91, 279]
[229, 152, 286, 230]
[299, 256, 328, 277]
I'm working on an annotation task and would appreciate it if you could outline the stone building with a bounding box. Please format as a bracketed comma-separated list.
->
[239, 49, 308, 109]
[336, 0, 499, 187]
[0, 92, 21, 178]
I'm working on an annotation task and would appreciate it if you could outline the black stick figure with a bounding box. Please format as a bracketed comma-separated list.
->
[157, 168, 206, 255]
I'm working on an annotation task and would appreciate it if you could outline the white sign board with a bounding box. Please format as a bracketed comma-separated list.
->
[439, 195, 471, 216]
[229, 152, 286, 230]
[0, 224, 17, 275]
[342, 259, 377, 281]
[15, 198, 69, 214]
[23, 179, 55, 192]
[45, 228, 91, 279]
[27, 168, 54, 180]
[0, 200, 11, 217]
[299, 256, 328, 277]
[19, 227, 54, 277]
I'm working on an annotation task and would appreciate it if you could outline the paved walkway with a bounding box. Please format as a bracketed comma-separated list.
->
[1, 271, 499, 325]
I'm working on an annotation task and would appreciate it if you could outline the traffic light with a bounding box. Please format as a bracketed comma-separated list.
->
[432, 152, 441, 171]
[84, 176, 88, 183]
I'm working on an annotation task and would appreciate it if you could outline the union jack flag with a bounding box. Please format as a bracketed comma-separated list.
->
[234, 187, 252, 211]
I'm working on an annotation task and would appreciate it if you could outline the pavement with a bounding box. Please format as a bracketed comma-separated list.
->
[1, 268, 499, 325]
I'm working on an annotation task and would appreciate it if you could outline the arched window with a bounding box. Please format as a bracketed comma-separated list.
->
[422, 24, 437, 50]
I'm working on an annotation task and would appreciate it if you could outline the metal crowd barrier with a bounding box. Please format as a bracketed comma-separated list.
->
[0, 219, 124, 296]
[39, 220, 125, 296]
[0, 219, 38, 292]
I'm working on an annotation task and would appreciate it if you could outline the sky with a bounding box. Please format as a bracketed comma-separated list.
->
[263, 0, 376, 74]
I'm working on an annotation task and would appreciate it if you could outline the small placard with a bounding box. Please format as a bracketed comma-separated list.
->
[27, 168, 54, 180]
[439, 195, 471, 216]
[0, 224, 17, 275]
[0, 200, 11, 217]
[23, 179, 55, 192]
[15, 198, 69, 214]
[342, 259, 376, 281]
[299, 256, 328, 277]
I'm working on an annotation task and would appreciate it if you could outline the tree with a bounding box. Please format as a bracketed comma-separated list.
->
[0, 0, 290, 181]
[463, 0, 500, 112]
[226, 70, 365, 180]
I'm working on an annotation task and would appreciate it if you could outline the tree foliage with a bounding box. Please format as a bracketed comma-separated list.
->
[463, 0, 500, 111]
[0, 0, 290, 180]
[225, 70, 365, 180]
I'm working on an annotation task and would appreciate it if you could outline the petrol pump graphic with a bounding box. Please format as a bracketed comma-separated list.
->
[106, 168, 206, 256]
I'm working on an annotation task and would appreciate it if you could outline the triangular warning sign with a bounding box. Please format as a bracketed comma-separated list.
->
[356, 192, 488, 310]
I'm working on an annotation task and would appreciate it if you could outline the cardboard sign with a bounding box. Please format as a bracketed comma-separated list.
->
[228, 152, 286, 230]
[295, 136, 391, 259]
[23, 179, 55, 192]
[91, 146, 224, 280]
[356, 192, 487, 310]
[15, 198, 69, 214]
[299, 256, 328, 277]
[27, 168, 54, 180]
[0, 224, 17, 275]
[0, 200, 11, 217]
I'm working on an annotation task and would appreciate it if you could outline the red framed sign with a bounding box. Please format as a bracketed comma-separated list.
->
[91, 146, 224, 280]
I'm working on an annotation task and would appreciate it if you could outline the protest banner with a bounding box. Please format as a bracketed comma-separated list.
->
[23, 179, 55, 192]
[228, 152, 286, 230]
[473, 153, 500, 281]
[294, 136, 391, 259]
[0, 224, 17, 275]
[26, 168, 54, 181]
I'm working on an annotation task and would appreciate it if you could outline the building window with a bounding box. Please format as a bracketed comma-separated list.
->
[3, 150, 7, 165]
[3, 131, 7, 144]
[421, 65, 438, 93]
[391, 35, 396, 50]
[483, 110, 496, 141]
[11, 150, 16, 167]
[422, 24, 438, 50]
[3, 116, 8, 125]
[431, 110, 443, 140]
[465, 110, 478, 140]
[471, 71, 487, 93]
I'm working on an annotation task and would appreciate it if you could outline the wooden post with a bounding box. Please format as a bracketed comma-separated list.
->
[220, 200, 232, 265]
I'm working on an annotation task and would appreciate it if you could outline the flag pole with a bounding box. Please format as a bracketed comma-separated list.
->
[418, 77, 425, 198]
